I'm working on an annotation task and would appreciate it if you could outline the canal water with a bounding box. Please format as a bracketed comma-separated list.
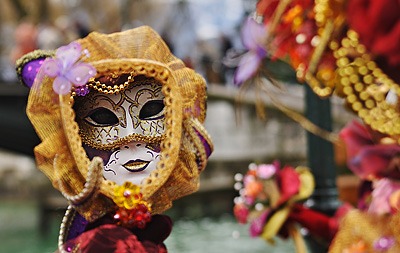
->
[0, 199, 295, 253]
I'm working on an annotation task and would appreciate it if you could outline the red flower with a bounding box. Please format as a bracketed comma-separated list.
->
[234, 203, 249, 224]
[256, 0, 279, 23]
[339, 121, 400, 179]
[339, 120, 374, 159]
[346, 0, 400, 71]
[276, 166, 300, 205]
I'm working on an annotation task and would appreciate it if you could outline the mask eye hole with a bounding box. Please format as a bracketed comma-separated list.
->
[84, 108, 119, 126]
[139, 100, 165, 120]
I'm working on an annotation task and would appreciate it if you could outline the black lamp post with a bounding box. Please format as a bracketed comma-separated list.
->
[304, 84, 342, 251]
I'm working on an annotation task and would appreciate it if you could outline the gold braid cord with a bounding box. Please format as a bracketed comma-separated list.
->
[25, 26, 213, 220]
[149, 117, 213, 211]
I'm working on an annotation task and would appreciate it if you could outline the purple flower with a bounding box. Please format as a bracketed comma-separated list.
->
[369, 178, 400, 215]
[249, 209, 270, 237]
[245, 196, 255, 205]
[43, 41, 96, 95]
[234, 17, 268, 85]
[256, 164, 276, 179]
[75, 85, 90, 96]
[243, 174, 255, 187]
[373, 236, 395, 251]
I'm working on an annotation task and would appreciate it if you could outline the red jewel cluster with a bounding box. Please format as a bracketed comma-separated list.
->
[112, 203, 152, 229]
[112, 182, 152, 229]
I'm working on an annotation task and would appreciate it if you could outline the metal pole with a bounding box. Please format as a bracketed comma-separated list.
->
[304, 84, 341, 251]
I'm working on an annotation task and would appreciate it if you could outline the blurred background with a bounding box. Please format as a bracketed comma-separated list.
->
[0, 0, 356, 252]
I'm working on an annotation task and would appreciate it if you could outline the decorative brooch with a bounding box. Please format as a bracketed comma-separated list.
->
[111, 181, 152, 229]
[42, 41, 96, 96]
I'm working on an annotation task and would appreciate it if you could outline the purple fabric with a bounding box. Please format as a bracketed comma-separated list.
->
[83, 143, 112, 165]
[195, 129, 212, 158]
[21, 58, 45, 88]
[66, 213, 89, 241]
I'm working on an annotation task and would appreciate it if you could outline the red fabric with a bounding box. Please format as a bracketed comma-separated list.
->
[71, 224, 161, 252]
[346, 0, 400, 83]
[347, 0, 400, 65]
[64, 215, 172, 253]
[288, 204, 339, 241]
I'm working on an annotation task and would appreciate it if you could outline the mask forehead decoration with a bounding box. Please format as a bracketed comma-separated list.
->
[75, 75, 166, 150]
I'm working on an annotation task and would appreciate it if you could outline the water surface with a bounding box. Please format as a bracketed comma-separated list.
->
[0, 199, 295, 253]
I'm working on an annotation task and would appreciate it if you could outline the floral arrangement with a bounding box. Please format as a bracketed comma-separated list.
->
[235, 0, 341, 96]
[111, 181, 152, 229]
[233, 161, 314, 248]
[233, 0, 400, 145]
[236, 0, 400, 94]
[328, 120, 400, 252]
[339, 120, 400, 215]
[231, 0, 400, 251]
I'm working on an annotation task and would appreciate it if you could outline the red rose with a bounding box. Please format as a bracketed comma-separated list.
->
[346, 0, 400, 81]
[276, 166, 300, 205]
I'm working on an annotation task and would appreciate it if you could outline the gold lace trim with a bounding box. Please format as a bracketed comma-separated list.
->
[80, 130, 165, 150]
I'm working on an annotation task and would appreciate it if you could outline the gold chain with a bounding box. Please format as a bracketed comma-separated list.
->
[86, 72, 136, 95]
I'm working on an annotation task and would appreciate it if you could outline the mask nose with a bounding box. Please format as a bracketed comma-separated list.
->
[122, 141, 146, 150]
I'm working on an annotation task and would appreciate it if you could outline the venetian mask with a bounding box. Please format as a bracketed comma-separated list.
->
[74, 75, 165, 185]
[19, 26, 213, 219]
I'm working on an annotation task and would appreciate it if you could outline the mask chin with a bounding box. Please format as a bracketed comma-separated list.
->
[101, 140, 160, 185]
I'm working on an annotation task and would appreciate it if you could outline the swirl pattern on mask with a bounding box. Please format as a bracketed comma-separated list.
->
[75, 77, 166, 150]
